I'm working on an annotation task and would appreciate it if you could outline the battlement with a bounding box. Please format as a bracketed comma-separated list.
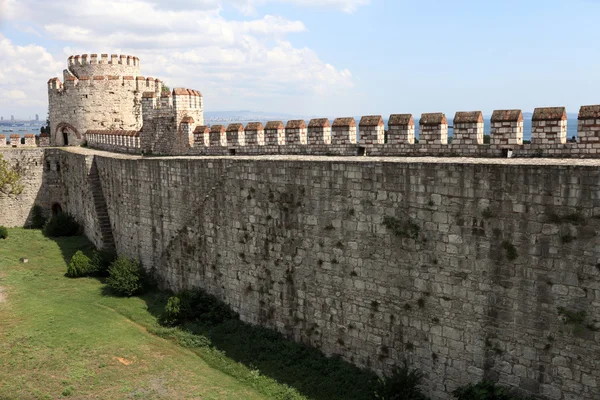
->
[0, 133, 38, 147]
[67, 53, 140, 79]
[48, 75, 162, 93]
[184, 105, 600, 158]
[68, 54, 140, 67]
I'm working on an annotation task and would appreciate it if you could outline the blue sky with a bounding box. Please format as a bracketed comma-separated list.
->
[1, 0, 599, 120]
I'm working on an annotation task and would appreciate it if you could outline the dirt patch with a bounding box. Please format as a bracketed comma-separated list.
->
[114, 356, 132, 365]
[0, 287, 6, 303]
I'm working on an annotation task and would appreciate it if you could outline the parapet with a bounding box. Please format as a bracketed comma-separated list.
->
[86, 130, 141, 154]
[419, 113, 448, 145]
[532, 107, 567, 121]
[490, 109, 523, 145]
[359, 116, 384, 145]
[388, 114, 415, 145]
[453, 111, 484, 145]
[68, 54, 140, 79]
[332, 118, 357, 145]
[491, 110, 523, 122]
[48, 75, 162, 94]
[454, 111, 483, 124]
[579, 105, 600, 120]
[193, 125, 210, 147]
[388, 114, 414, 126]
[308, 118, 330, 128]
[531, 107, 567, 144]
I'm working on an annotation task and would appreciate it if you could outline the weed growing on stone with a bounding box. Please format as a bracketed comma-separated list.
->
[382, 216, 420, 239]
[501, 240, 518, 261]
[560, 234, 576, 244]
[481, 208, 494, 219]
[453, 381, 537, 400]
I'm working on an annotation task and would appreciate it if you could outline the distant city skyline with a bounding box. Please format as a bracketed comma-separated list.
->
[1, 0, 599, 119]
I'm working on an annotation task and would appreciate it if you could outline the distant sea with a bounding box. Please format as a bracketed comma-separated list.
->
[0, 122, 44, 138]
[3, 118, 579, 142]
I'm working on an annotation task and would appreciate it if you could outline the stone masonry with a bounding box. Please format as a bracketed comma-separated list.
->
[491, 110, 523, 146]
[3, 147, 600, 400]
[532, 107, 567, 145]
[48, 54, 202, 151]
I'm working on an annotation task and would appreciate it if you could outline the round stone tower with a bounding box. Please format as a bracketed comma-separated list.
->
[47, 54, 162, 146]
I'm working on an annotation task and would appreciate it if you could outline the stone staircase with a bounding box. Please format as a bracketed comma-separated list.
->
[88, 161, 115, 249]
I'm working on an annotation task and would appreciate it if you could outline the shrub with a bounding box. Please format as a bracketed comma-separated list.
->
[29, 205, 47, 229]
[43, 213, 80, 237]
[375, 362, 428, 400]
[90, 248, 117, 276]
[0, 226, 8, 239]
[106, 256, 146, 296]
[159, 288, 239, 326]
[453, 381, 536, 400]
[66, 250, 92, 278]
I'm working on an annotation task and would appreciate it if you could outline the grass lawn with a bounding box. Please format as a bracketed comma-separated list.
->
[0, 229, 382, 400]
[0, 229, 271, 400]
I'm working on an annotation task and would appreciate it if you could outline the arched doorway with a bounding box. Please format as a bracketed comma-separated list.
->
[51, 203, 63, 216]
[54, 123, 80, 146]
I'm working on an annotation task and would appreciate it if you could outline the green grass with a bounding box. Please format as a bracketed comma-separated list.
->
[0, 229, 274, 399]
[0, 229, 381, 400]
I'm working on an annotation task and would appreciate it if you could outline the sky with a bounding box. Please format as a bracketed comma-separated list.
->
[1, 0, 600, 120]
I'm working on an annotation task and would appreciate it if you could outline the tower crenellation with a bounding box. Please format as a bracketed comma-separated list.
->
[48, 53, 202, 150]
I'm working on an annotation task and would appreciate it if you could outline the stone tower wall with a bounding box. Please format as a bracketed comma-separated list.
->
[47, 54, 161, 146]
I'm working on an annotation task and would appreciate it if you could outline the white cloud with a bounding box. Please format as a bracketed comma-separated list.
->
[0, 35, 63, 113]
[2, 0, 362, 116]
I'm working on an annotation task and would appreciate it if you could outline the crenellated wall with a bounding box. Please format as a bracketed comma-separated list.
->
[180, 106, 600, 158]
[48, 54, 169, 147]
[68, 54, 140, 78]
[3, 147, 600, 400]
[87, 150, 600, 400]
[139, 89, 204, 155]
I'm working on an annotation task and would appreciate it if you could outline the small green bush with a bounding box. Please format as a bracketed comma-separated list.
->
[43, 213, 80, 237]
[375, 362, 428, 400]
[66, 250, 92, 278]
[159, 288, 239, 327]
[106, 257, 146, 296]
[453, 381, 536, 400]
[90, 248, 117, 276]
[29, 205, 47, 229]
[0, 226, 7, 239]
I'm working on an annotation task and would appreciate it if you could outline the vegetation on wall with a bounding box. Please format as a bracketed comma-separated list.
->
[382, 215, 420, 239]
[453, 381, 536, 400]
[0, 154, 24, 196]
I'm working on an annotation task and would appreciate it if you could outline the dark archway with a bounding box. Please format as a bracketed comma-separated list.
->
[51, 203, 63, 216]
[54, 122, 80, 146]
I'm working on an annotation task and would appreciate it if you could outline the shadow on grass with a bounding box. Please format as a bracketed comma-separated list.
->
[50, 234, 382, 400]
[138, 291, 381, 400]
[46, 233, 96, 266]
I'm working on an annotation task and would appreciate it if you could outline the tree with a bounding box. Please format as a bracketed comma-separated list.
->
[161, 83, 170, 94]
[0, 154, 23, 196]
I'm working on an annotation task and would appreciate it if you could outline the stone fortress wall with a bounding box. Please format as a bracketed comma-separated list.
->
[86, 151, 600, 400]
[0, 53, 588, 399]
[2, 147, 600, 400]
[86, 103, 600, 159]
